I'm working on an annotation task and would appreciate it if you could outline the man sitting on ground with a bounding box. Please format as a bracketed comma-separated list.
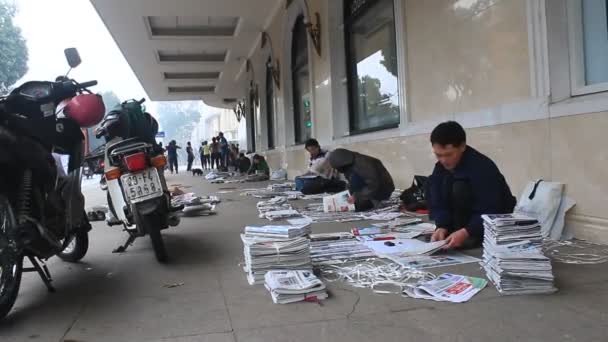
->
[247, 154, 270, 181]
[235, 153, 251, 174]
[295, 139, 346, 195]
[328, 148, 395, 211]
[429, 121, 517, 249]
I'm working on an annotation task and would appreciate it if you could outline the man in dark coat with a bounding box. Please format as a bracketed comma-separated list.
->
[328, 148, 395, 211]
[428, 121, 517, 249]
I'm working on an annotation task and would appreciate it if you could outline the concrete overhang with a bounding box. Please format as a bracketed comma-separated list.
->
[90, 0, 282, 108]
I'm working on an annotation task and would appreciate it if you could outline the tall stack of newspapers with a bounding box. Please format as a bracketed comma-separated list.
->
[241, 225, 312, 285]
[482, 214, 556, 295]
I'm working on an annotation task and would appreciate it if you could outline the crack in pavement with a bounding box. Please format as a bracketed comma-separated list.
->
[59, 303, 86, 342]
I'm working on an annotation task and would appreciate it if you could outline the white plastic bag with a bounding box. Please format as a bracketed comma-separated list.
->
[270, 168, 288, 181]
[514, 180, 575, 240]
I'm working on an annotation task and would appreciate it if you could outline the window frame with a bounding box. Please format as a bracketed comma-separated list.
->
[265, 58, 276, 150]
[568, 0, 608, 96]
[343, 0, 401, 134]
[291, 15, 311, 144]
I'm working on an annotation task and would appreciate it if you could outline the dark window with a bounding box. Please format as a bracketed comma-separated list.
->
[291, 15, 312, 144]
[266, 59, 275, 149]
[249, 96, 256, 152]
[345, 0, 400, 133]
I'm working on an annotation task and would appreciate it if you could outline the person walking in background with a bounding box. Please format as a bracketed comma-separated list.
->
[229, 144, 239, 167]
[218, 132, 229, 168]
[199, 141, 208, 170]
[186, 141, 195, 171]
[166, 140, 181, 174]
[210, 137, 220, 170]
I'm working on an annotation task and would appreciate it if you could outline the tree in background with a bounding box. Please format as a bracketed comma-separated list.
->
[356, 75, 399, 125]
[0, 1, 28, 93]
[156, 101, 202, 162]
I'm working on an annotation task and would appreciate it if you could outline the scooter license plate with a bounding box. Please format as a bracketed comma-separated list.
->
[121, 168, 163, 203]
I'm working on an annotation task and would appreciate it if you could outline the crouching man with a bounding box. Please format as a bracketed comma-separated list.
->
[328, 148, 394, 211]
[429, 121, 517, 249]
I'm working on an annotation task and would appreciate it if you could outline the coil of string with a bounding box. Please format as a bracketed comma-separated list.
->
[319, 258, 436, 295]
[543, 239, 608, 265]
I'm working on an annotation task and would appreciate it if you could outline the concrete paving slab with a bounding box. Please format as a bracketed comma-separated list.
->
[234, 315, 431, 342]
[2, 173, 608, 342]
[151, 332, 235, 342]
[63, 290, 232, 342]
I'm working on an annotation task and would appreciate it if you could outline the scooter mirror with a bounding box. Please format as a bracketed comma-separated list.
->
[64, 48, 81, 68]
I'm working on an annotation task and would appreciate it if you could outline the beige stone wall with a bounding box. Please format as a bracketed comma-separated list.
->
[405, 0, 532, 122]
[267, 113, 608, 242]
[255, 0, 608, 242]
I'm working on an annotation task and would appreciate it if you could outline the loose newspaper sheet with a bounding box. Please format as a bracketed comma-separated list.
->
[404, 273, 487, 303]
[323, 190, 355, 212]
[386, 253, 481, 269]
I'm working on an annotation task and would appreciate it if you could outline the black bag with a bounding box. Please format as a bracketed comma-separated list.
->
[400, 175, 429, 211]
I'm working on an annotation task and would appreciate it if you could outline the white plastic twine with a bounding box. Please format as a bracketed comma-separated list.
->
[319, 258, 435, 295]
[543, 239, 608, 265]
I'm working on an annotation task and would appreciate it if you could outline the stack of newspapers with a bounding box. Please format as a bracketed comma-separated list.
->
[241, 225, 312, 285]
[244, 225, 311, 239]
[482, 214, 556, 295]
[309, 233, 376, 265]
[264, 270, 328, 304]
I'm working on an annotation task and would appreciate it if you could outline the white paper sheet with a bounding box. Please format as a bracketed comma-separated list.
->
[364, 239, 446, 257]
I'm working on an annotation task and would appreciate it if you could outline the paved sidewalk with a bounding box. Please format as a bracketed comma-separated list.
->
[1, 173, 607, 342]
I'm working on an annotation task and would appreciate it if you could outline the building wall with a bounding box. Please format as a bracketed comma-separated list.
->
[244, 0, 608, 242]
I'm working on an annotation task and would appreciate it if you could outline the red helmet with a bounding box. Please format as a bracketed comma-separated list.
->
[64, 94, 105, 128]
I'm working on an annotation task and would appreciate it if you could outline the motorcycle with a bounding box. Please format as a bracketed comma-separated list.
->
[0, 48, 105, 320]
[95, 99, 179, 263]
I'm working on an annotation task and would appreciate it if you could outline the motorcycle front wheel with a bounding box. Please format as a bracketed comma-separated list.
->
[0, 196, 23, 320]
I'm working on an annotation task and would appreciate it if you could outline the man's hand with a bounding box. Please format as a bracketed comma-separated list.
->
[431, 228, 448, 242]
[347, 195, 356, 204]
[443, 228, 470, 249]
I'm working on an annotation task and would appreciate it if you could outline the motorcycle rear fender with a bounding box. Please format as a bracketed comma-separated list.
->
[133, 195, 169, 234]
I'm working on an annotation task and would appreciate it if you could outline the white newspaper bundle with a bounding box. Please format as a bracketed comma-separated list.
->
[481, 214, 557, 295]
[244, 225, 312, 240]
[403, 273, 487, 303]
[264, 270, 328, 304]
[241, 234, 312, 285]
[310, 239, 376, 265]
[256, 196, 293, 217]
[264, 209, 302, 221]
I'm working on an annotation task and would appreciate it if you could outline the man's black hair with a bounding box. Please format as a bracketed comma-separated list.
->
[239, 153, 245, 158]
[430, 121, 466, 147]
[304, 138, 320, 149]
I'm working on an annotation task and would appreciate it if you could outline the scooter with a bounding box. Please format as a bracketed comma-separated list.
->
[0, 48, 105, 320]
[95, 99, 179, 262]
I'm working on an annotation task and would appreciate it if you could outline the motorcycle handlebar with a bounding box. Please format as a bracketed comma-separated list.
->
[79, 80, 98, 88]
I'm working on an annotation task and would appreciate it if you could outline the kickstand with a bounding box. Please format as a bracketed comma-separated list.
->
[25, 255, 56, 293]
[113, 235, 136, 253]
